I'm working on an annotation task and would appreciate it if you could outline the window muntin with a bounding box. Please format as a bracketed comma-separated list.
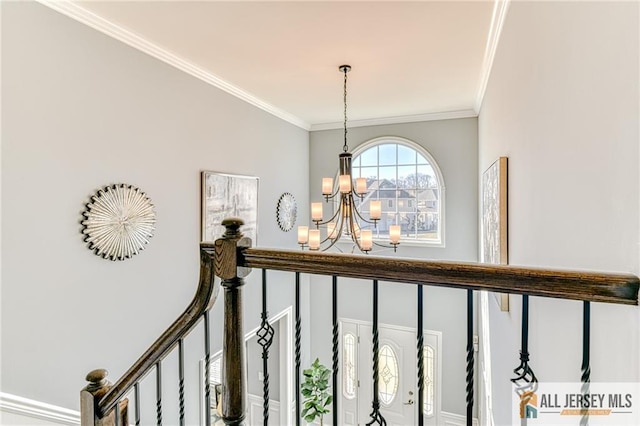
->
[377, 344, 399, 405]
[343, 333, 357, 399]
[351, 139, 443, 244]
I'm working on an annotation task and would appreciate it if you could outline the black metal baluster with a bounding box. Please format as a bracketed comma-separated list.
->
[580, 301, 591, 426]
[466, 289, 474, 426]
[366, 280, 386, 426]
[156, 362, 162, 426]
[417, 285, 425, 426]
[114, 398, 121, 426]
[179, 338, 185, 426]
[332, 276, 339, 426]
[257, 269, 275, 425]
[295, 272, 302, 426]
[204, 311, 211, 426]
[134, 382, 141, 426]
[511, 295, 538, 425]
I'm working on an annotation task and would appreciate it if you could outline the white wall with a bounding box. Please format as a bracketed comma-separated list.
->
[308, 120, 479, 417]
[1, 2, 309, 422]
[478, 2, 639, 425]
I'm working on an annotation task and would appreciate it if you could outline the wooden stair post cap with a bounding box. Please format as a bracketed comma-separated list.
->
[221, 218, 244, 237]
[86, 368, 108, 385]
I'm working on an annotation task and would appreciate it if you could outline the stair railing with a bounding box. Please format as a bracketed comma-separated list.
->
[236, 222, 638, 426]
[80, 218, 250, 426]
[80, 218, 639, 426]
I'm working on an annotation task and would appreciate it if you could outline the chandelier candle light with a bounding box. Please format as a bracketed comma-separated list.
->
[297, 65, 401, 253]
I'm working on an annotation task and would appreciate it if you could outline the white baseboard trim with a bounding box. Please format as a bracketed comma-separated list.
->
[0, 393, 80, 425]
[0, 392, 476, 426]
[441, 411, 479, 426]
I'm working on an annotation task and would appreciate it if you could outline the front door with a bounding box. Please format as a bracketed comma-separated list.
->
[340, 320, 441, 426]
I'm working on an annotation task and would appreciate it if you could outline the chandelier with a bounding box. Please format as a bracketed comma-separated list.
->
[297, 65, 401, 253]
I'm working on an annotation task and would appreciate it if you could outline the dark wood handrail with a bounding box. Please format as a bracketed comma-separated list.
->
[97, 244, 220, 416]
[240, 248, 639, 305]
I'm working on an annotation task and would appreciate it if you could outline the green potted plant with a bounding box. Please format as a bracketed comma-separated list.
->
[301, 358, 332, 425]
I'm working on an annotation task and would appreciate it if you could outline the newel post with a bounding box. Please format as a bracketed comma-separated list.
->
[215, 218, 251, 426]
[80, 369, 127, 426]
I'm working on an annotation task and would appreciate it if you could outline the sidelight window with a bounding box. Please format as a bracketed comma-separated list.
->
[343, 333, 357, 399]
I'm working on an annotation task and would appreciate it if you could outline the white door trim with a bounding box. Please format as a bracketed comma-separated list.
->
[339, 318, 443, 425]
[244, 306, 294, 426]
[201, 306, 294, 426]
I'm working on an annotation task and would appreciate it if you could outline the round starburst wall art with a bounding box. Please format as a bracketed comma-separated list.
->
[277, 192, 297, 232]
[81, 184, 156, 261]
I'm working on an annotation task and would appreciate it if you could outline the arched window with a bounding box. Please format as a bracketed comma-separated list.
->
[350, 137, 445, 245]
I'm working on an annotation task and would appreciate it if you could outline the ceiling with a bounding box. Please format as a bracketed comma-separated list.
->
[47, 1, 508, 130]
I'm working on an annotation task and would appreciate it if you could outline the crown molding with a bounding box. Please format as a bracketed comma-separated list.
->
[0, 393, 80, 425]
[36, 0, 311, 131]
[474, 0, 511, 113]
[310, 109, 478, 131]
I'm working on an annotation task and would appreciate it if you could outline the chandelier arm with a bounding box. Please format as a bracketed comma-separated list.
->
[351, 188, 365, 199]
[321, 214, 347, 252]
[313, 201, 343, 228]
[325, 188, 341, 201]
[372, 240, 397, 249]
[347, 205, 365, 251]
[372, 234, 400, 253]
[351, 203, 378, 226]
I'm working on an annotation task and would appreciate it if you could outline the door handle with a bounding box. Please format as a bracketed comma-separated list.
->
[403, 399, 414, 405]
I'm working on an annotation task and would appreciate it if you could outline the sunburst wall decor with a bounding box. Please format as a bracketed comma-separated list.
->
[81, 184, 156, 261]
[276, 192, 297, 232]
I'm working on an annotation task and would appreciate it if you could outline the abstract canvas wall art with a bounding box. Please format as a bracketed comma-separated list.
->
[201, 171, 259, 244]
[481, 157, 509, 310]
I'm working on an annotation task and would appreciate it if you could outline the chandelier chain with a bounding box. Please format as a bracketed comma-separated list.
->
[343, 67, 348, 152]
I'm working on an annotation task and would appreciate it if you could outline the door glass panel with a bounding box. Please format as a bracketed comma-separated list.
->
[378, 344, 399, 405]
[343, 333, 357, 399]
[423, 345, 435, 416]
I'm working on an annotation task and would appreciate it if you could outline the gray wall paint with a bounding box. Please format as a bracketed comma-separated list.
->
[478, 2, 639, 425]
[309, 120, 479, 416]
[1, 3, 309, 420]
